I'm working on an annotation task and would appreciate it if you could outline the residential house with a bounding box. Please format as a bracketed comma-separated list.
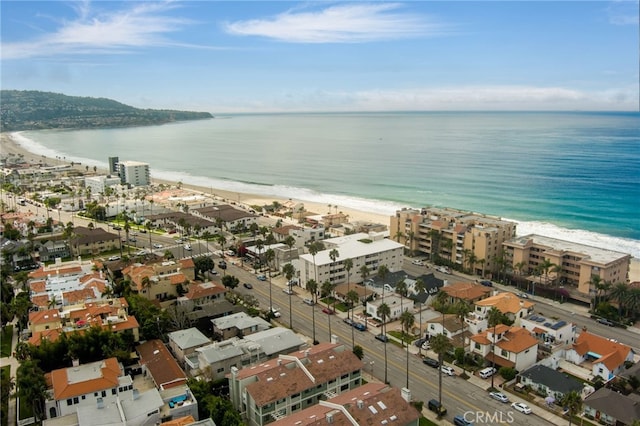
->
[473, 292, 535, 326]
[167, 328, 210, 367]
[425, 314, 469, 349]
[270, 382, 420, 426]
[137, 339, 188, 391]
[211, 312, 270, 340]
[29, 308, 62, 333]
[441, 282, 492, 305]
[470, 325, 538, 371]
[191, 338, 248, 380]
[583, 387, 640, 426]
[565, 331, 634, 380]
[157, 384, 199, 423]
[176, 281, 228, 312]
[38, 240, 71, 262]
[518, 364, 584, 402]
[366, 294, 407, 322]
[228, 342, 364, 426]
[521, 313, 576, 353]
[123, 258, 195, 302]
[191, 204, 258, 231]
[70, 226, 120, 256]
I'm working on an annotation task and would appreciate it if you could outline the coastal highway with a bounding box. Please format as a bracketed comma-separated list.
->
[227, 261, 557, 426]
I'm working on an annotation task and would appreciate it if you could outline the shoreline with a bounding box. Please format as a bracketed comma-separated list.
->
[2, 131, 639, 281]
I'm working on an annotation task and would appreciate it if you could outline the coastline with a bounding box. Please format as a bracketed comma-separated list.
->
[3, 131, 639, 282]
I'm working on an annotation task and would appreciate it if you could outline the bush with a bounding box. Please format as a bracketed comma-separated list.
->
[499, 367, 517, 381]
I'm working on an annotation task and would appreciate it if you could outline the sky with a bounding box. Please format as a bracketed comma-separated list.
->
[1, 0, 638, 113]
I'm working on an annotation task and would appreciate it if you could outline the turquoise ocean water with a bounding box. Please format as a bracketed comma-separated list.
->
[13, 111, 640, 258]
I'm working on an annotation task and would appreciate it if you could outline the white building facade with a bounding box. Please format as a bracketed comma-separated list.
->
[118, 161, 150, 187]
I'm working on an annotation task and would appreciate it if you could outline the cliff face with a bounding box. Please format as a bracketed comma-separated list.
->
[0, 90, 213, 131]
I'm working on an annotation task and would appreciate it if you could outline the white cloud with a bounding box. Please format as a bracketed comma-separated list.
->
[223, 2, 450, 43]
[2, 1, 193, 59]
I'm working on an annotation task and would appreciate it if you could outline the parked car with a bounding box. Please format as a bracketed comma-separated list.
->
[421, 341, 431, 350]
[303, 298, 315, 306]
[322, 308, 335, 315]
[184, 244, 192, 251]
[243, 283, 253, 289]
[436, 266, 451, 274]
[375, 334, 389, 342]
[343, 317, 354, 326]
[257, 274, 267, 281]
[510, 402, 532, 414]
[427, 399, 447, 416]
[270, 308, 281, 318]
[441, 366, 455, 376]
[282, 288, 294, 295]
[518, 292, 529, 299]
[153, 243, 163, 249]
[414, 338, 427, 348]
[489, 392, 509, 403]
[596, 318, 614, 326]
[479, 367, 497, 379]
[479, 280, 493, 287]
[423, 357, 439, 368]
[453, 415, 473, 426]
[353, 323, 367, 331]
[411, 259, 424, 266]
[218, 261, 227, 270]
[107, 255, 121, 261]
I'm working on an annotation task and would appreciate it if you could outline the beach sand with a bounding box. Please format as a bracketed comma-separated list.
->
[3, 131, 639, 282]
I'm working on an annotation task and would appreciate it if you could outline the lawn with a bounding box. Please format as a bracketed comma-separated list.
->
[1, 325, 13, 357]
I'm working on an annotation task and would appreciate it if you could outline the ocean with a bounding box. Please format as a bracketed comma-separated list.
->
[12, 111, 640, 258]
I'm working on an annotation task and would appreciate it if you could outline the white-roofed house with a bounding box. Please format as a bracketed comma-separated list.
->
[211, 312, 270, 340]
[168, 327, 211, 367]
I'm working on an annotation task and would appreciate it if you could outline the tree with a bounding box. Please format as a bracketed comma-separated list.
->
[360, 265, 370, 306]
[221, 275, 239, 289]
[329, 248, 340, 284]
[377, 302, 391, 384]
[343, 258, 353, 316]
[377, 264, 389, 285]
[395, 278, 408, 340]
[265, 248, 275, 312]
[428, 229, 441, 262]
[346, 289, 359, 347]
[140, 276, 152, 300]
[538, 258, 556, 286]
[352, 345, 364, 360]
[254, 239, 264, 273]
[283, 263, 296, 328]
[306, 279, 319, 344]
[321, 280, 336, 340]
[560, 390, 582, 426]
[16, 359, 47, 420]
[487, 307, 503, 389]
[453, 300, 472, 375]
[414, 278, 426, 353]
[431, 333, 452, 412]
[400, 310, 415, 389]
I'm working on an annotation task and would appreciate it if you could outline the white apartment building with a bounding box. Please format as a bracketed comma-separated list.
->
[84, 175, 122, 196]
[118, 161, 150, 187]
[299, 233, 404, 286]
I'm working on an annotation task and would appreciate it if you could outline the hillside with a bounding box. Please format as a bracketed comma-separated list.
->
[0, 90, 213, 131]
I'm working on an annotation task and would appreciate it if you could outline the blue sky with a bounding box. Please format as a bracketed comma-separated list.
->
[1, 1, 638, 112]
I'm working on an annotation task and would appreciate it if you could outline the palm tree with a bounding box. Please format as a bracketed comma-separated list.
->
[467, 251, 478, 275]
[321, 280, 336, 340]
[308, 241, 322, 284]
[454, 300, 471, 375]
[145, 220, 153, 249]
[560, 390, 582, 426]
[428, 229, 441, 262]
[589, 274, 604, 309]
[141, 276, 152, 300]
[431, 333, 452, 412]
[360, 265, 370, 307]
[344, 258, 353, 317]
[395, 278, 408, 338]
[400, 310, 415, 389]
[487, 307, 503, 389]
[609, 282, 629, 318]
[377, 302, 391, 384]
[283, 263, 296, 328]
[265, 248, 275, 312]
[414, 278, 426, 353]
[346, 289, 359, 347]
[538, 258, 556, 286]
[377, 264, 389, 288]
[306, 279, 319, 344]
[255, 239, 264, 273]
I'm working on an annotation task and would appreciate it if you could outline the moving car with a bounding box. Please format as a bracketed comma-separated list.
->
[453, 415, 473, 426]
[353, 322, 367, 331]
[489, 392, 509, 403]
[184, 244, 192, 251]
[322, 308, 335, 315]
[243, 283, 253, 289]
[518, 292, 529, 299]
[282, 288, 294, 295]
[441, 366, 455, 376]
[427, 399, 447, 416]
[303, 298, 315, 306]
[436, 266, 451, 274]
[596, 318, 614, 326]
[153, 243, 163, 249]
[479, 280, 493, 287]
[107, 255, 121, 261]
[423, 358, 439, 368]
[257, 275, 267, 281]
[375, 334, 389, 342]
[510, 402, 532, 414]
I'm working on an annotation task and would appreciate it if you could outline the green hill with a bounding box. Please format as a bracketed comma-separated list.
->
[0, 90, 213, 131]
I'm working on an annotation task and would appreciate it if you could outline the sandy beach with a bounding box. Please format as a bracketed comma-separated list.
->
[3, 131, 639, 282]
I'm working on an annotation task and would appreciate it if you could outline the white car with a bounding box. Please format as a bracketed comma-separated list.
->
[511, 402, 532, 414]
[153, 243, 163, 249]
[184, 244, 192, 251]
[107, 255, 120, 261]
[489, 392, 509, 403]
[282, 288, 294, 295]
[421, 341, 431, 350]
[441, 366, 455, 376]
[303, 298, 315, 306]
[411, 259, 424, 266]
[436, 266, 451, 274]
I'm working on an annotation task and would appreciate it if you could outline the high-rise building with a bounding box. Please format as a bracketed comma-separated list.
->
[108, 156, 119, 175]
[117, 160, 150, 187]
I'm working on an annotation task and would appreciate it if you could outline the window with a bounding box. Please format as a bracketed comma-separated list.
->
[112, 389, 116, 395]
[81, 395, 86, 400]
[501, 349, 508, 357]
[292, 403, 300, 411]
[341, 373, 349, 380]
[73, 397, 79, 404]
[217, 367, 224, 373]
[101, 391, 107, 397]
[475, 343, 481, 350]
[67, 399, 73, 406]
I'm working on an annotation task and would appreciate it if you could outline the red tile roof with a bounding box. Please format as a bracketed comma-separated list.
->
[29, 308, 62, 325]
[50, 358, 121, 400]
[573, 331, 631, 370]
[137, 339, 187, 390]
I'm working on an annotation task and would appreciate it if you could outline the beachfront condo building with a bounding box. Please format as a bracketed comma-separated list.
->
[117, 160, 150, 187]
[390, 207, 516, 276]
[84, 174, 121, 196]
[298, 232, 404, 287]
[502, 234, 631, 302]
